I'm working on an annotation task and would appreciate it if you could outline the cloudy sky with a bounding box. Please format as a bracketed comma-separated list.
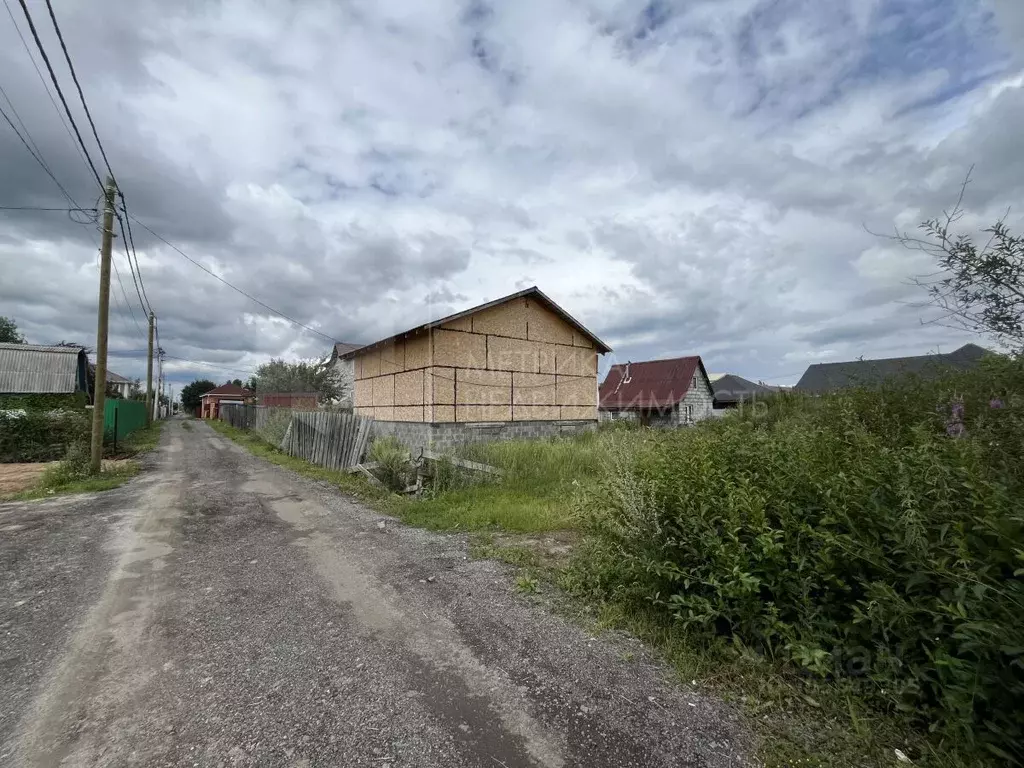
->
[2, 0, 1022, 391]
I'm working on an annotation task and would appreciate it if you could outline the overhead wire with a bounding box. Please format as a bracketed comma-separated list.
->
[126, 213, 339, 344]
[1, 0, 93, 178]
[14, 0, 104, 190]
[0, 101, 81, 208]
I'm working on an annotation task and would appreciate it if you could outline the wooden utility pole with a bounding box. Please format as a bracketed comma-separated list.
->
[146, 312, 154, 425]
[90, 177, 117, 473]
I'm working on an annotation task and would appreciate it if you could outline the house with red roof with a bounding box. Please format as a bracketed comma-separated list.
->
[598, 355, 714, 427]
[200, 382, 252, 419]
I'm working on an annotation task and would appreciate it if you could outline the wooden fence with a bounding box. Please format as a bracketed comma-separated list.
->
[220, 405, 372, 470]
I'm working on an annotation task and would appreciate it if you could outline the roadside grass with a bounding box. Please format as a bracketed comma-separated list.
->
[204, 417, 984, 768]
[575, 601, 972, 768]
[3, 421, 164, 502]
[206, 420, 397, 509]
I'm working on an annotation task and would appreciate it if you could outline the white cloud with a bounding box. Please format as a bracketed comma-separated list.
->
[1, 0, 1021, 389]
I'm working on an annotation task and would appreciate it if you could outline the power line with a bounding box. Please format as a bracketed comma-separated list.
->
[41, 0, 116, 183]
[161, 355, 260, 375]
[116, 207, 152, 315]
[126, 213, 339, 344]
[0, 79, 48, 169]
[0, 101, 80, 208]
[14, 0, 104, 190]
[111, 254, 146, 340]
[1, 0, 93, 178]
[0, 205, 96, 211]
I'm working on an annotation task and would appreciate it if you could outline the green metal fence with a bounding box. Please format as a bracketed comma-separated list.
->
[104, 399, 147, 443]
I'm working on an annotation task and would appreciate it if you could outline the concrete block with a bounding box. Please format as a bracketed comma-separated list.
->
[404, 334, 431, 370]
[526, 302, 574, 345]
[374, 406, 395, 421]
[472, 298, 527, 339]
[556, 375, 597, 406]
[514, 405, 560, 421]
[456, 369, 511, 404]
[432, 329, 487, 368]
[555, 346, 597, 376]
[441, 316, 473, 332]
[355, 406, 373, 417]
[429, 405, 455, 422]
[427, 367, 455, 404]
[354, 380, 373, 408]
[560, 405, 596, 420]
[457, 404, 512, 422]
[395, 369, 425, 405]
[487, 336, 541, 373]
[512, 372, 556, 405]
[392, 405, 424, 422]
[372, 375, 395, 407]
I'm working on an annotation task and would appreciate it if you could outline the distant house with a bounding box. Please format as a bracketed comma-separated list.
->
[336, 286, 610, 450]
[709, 373, 777, 413]
[794, 344, 990, 394]
[0, 342, 90, 401]
[599, 356, 714, 426]
[200, 383, 252, 419]
[105, 370, 133, 398]
[258, 392, 318, 409]
[326, 341, 361, 408]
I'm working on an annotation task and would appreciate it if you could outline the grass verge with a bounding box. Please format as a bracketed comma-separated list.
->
[3, 421, 165, 502]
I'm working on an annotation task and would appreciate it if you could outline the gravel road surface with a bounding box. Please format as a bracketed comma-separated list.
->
[0, 419, 753, 767]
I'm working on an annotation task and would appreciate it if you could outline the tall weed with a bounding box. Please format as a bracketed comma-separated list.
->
[572, 355, 1024, 764]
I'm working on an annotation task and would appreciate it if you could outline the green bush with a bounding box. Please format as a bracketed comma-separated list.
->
[0, 408, 90, 462]
[368, 436, 411, 492]
[572, 356, 1024, 764]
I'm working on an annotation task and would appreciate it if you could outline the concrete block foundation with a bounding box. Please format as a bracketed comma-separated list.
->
[369, 419, 597, 455]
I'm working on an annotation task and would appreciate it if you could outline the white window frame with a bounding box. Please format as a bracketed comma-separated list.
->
[684, 403, 694, 422]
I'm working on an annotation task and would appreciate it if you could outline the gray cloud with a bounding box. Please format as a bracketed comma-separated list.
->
[2, 0, 1022, 391]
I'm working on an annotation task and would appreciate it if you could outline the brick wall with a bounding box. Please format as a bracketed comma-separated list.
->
[675, 368, 715, 425]
[370, 418, 597, 454]
[352, 296, 600, 423]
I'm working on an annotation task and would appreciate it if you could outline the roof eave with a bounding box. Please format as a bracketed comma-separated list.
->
[340, 286, 611, 359]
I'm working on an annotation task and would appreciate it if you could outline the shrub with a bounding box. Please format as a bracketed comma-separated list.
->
[571, 356, 1024, 764]
[0, 408, 90, 462]
[368, 436, 411, 492]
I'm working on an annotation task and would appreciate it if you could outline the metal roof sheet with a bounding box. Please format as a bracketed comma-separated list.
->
[794, 344, 991, 393]
[0, 343, 85, 394]
[599, 356, 706, 409]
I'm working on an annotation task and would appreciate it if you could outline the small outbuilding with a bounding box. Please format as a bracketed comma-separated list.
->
[599, 355, 714, 426]
[0, 342, 90, 402]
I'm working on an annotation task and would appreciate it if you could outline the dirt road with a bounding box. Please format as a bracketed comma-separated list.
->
[0, 419, 752, 767]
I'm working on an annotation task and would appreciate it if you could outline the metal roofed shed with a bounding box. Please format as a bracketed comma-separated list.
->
[0, 343, 89, 396]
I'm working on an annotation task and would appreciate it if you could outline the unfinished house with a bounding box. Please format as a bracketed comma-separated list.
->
[341, 287, 611, 451]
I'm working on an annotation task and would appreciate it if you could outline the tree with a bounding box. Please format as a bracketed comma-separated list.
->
[0, 316, 25, 343]
[180, 379, 218, 412]
[230, 378, 243, 387]
[248, 358, 343, 404]
[892, 172, 1024, 352]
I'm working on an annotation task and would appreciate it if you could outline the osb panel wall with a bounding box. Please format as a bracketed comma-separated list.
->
[353, 295, 600, 423]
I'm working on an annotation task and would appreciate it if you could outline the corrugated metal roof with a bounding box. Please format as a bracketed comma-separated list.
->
[339, 286, 612, 358]
[0, 343, 85, 394]
[599, 356, 707, 409]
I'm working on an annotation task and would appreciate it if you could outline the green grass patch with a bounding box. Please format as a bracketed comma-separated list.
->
[108, 420, 164, 457]
[8, 461, 142, 501]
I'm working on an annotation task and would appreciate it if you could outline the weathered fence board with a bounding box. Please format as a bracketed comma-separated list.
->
[219, 405, 372, 470]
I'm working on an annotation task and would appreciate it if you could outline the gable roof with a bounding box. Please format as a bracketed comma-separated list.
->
[0, 342, 87, 394]
[711, 374, 777, 406]
[106, 370, 131, 384]
[795, 343, 991, 394]
[339, 286, 611, 359]
[200, 383, 251, 398]
[599, 356, 708, 409]
[333, 342, 361, 358]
